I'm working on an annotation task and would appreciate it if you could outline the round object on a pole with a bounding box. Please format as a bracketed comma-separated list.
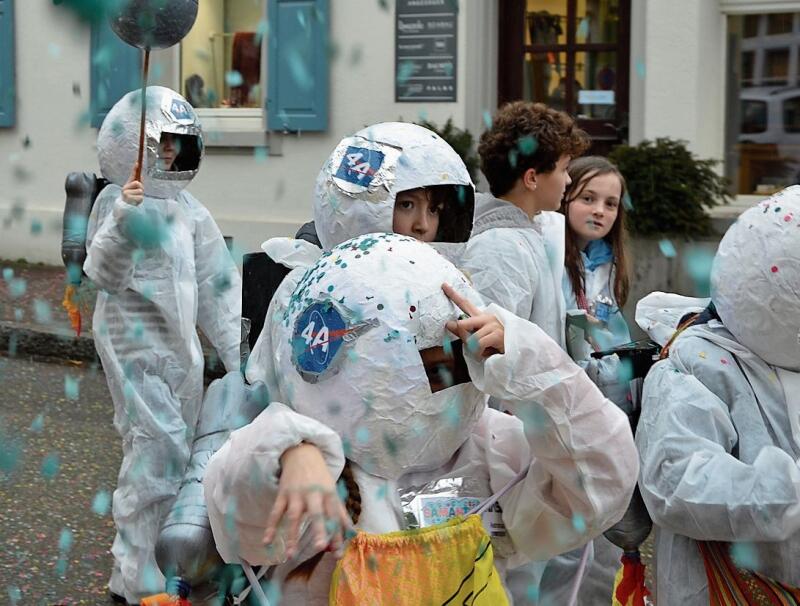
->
[109, 0, 198, 50]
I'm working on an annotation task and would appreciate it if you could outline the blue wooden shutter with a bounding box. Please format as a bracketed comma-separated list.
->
[0, 0, 15, 128]
[267, 0, 329, 132]
[90, 17, 141, 128]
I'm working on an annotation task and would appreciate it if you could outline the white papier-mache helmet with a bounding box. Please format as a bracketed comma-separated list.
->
[711, 185, 800, 371]
[313, 122, 475, 250]
[97, 86, 203, 199]
[271, 232, 487, 480]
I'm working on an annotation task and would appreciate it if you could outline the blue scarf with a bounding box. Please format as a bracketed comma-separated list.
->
[582, 239, 614, 271]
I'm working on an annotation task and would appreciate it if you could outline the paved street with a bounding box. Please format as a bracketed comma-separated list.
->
[0, 355, 120, 605]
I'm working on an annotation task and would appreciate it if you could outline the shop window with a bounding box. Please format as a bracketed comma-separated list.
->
[180, 0, 265, 110]
[726, 13, 800, 196]
[500, 0, 631, 153]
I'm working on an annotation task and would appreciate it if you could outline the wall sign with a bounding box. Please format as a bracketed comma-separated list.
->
[395, 0, 458, 102]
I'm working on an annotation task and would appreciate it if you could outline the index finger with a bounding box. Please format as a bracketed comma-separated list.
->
[442, 283, 481, 318]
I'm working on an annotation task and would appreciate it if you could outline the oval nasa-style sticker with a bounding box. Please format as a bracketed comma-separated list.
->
[292, 301, 348, 380]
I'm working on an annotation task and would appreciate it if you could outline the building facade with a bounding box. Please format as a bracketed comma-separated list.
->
[0, 0, 797, 264]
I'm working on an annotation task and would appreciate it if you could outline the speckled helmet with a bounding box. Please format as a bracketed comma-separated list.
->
[271, 233, 486, 480]
[97, 86, 203, 199]
[314, 122, 475, 249]
[711, 185, 800, 370]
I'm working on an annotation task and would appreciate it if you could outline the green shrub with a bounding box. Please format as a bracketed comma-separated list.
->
[609, 138, 731, 238]
[416, 118, 480, 182]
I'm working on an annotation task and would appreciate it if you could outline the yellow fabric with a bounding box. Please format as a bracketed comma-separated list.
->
[329, 514, 508, 605]
[612, 565, 628, 606]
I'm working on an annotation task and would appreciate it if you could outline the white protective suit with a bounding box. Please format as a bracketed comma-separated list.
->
[460, 193, 567, 347]
[561, 245, 634, 605]
[204, 234, 638, 605]
[84, 87, 242, 603]
[460, 195, 594, 604]
[635, 187, 800, 605]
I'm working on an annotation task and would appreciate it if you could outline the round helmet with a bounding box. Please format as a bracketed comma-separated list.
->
[314, 122, 475, 249]
[271, 232, 486, 479]
[98, 86, 204, 199]
[711, 186, 800, 370]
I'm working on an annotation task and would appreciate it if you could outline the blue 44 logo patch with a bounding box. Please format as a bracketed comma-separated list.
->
[334, 146, 385, 188]
[292, 301, 348, 379]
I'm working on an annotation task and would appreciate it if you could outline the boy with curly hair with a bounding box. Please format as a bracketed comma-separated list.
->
[461, 102, 593, 605]
[463, 101, 589, 346]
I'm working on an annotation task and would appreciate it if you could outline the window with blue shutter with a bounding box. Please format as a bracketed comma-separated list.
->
[90, 17, 141, 128]
[0, 0, 15, 128]
[267, 0, 329, 132]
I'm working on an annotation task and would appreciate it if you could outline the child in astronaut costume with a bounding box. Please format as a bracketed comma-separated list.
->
[635, 187, 800, 605]
[202, 232, 638, 604]
[246, 121, 475, 383]
[84, 86, 242, 603]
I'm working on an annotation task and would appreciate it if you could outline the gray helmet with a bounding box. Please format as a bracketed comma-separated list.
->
[97, 86, 203, 199]
[314, 122, 475, 249]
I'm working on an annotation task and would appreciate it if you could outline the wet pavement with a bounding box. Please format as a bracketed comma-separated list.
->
[0, 355, 119, 605]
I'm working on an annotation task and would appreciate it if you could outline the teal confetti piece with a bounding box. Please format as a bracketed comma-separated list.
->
[507, 148, 518, 169]
[658, 239, 677, 258]
[572, 513, 587, 533]
[622, 191, 633, 211]
[397, 61, 415, 85]
[355, 426, 370, 443]
[730, 542, 759, 569]
[30, 219, 43, 235]
[255, 19, 269, 45]
[41, 453, 61, 479]
[58, 528, 74, 552]
[517, 135, 539, 156]
[2, 267, 13, 281]
[29, 414, 45, 433]
[0, 431, 23, 475]
[194, 48, 211, 62]
[635, 59, 646, 79]
[287, 47, 313, 90]
[33, 299, 52, 324]
[482, 110, 492, 129]
[684, 247, 715, 297]
[254, 146, 269, 163]
[225, 70, 244, 87]
[92, 490, 111, 516]
[466, 334, 479, 354]
[577, 17, 589, 40]
[8, 278, 26, 299]
[64, 375, 80, 400]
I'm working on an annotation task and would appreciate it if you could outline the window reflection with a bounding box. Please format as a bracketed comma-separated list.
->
[728, 13, 800, 195]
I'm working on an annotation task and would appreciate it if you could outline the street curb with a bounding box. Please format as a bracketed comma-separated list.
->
[0, 321, 227, 380]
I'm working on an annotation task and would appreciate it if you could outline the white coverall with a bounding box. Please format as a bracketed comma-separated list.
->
[460, 192, 594, 605]
[635, 187, 800, 605]
[85, 87, 242, 603]
[561, 253, 633, 604]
